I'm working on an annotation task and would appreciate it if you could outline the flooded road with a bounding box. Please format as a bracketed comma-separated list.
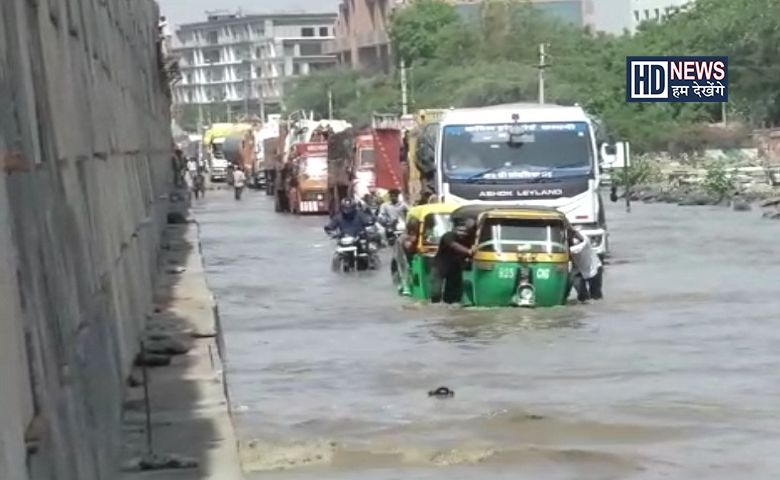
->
[194, 190, 780, 479]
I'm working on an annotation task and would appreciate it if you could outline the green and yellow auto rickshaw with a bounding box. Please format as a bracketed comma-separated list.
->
[391, 203, 457, 299]
[455, 204, 571, 308]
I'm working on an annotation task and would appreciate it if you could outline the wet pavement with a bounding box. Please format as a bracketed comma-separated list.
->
[193, 189, 780, 480]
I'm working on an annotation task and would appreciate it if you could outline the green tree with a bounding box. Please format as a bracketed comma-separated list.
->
[389, 0, 460, 64]
[285, 0, 780, 151]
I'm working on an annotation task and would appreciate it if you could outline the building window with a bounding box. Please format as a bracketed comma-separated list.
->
[203, 49, 221, 64]
[300, 43, 323, 56]
[235, 46, 251, 60]
[206, 30, 218, 44]
[237, 64, 251, 80]
[284, 44, 296, 57]
[232, 26, 247, 40]
[301, 27, 315, 37]
[293, 63, 301, 75]
[187, 91, 193, 102]
[207, 68, 224, 82]
[319, 27, 329, 36]
[654, 8, 660, 19]
[185, 73, 193, 84]
[644, 9, 650, 19]
[634, 10, 639, 21]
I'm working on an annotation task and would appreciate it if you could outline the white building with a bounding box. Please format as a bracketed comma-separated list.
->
[586, 0, 693, 34]
[172, 11, 337, 112]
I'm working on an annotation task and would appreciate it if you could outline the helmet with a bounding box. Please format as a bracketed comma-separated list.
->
[340, 197, 356, 217]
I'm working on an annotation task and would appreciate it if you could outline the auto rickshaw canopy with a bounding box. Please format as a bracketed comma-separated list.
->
[407, 203, 458, 252]
[451, 204, 567, 225]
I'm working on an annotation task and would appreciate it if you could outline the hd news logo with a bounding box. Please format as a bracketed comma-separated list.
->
[626, 56, 728, 103]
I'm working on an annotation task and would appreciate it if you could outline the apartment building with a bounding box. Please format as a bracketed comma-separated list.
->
[325, 0, 396, 72]
[172, 11, 337, 111]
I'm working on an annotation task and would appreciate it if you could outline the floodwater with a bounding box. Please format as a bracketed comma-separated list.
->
[194, 190, 780, 480]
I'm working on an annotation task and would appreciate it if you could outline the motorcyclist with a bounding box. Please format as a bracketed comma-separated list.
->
[324, 198, 373, 238]
[361, 192, 381, 219]
[378, 189, 409, 228]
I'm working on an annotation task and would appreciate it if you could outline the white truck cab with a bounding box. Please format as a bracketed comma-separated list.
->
[434, 103, 611, 255]
[209, 137, 229, 181]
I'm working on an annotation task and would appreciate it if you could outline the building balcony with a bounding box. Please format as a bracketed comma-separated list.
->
[294, 54, 338, 61]
[324, 30, 389, 54]
[172, 36, 259, 50]
[179, 59, 251, 69]
[179, 78, 259, 87]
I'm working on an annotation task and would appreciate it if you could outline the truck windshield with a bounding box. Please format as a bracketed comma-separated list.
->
[302, 156, 327, 179]
[477, 218, 566, 254]
[359, 148, 375, 169]
[212, 143, 224, 159]
[441, 122, 592, 179]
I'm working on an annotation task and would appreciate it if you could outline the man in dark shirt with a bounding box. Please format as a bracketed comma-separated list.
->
[430, 220, 474, 304]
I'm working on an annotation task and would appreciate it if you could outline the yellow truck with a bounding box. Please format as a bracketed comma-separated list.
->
[202, 123, 253, 182]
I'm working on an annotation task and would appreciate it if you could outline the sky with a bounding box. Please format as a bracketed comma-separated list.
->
[158, 0, 341, 26]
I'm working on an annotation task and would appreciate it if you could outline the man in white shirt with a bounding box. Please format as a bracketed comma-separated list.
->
[233, 167, 246, 200]
[568, 226, 603, 302]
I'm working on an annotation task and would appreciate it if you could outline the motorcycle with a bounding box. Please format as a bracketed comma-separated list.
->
[331, 232, 380, 273]
[364, 223, 385, 249]
[381, 217, 405, 247]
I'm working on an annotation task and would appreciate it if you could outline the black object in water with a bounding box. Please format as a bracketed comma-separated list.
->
[428, 386, 454, 398]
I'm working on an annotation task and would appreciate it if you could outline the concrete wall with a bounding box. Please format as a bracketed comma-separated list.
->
[0, 0, 172, 478]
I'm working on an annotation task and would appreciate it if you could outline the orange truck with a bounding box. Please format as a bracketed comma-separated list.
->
[327, 129, 373, 215]
[371, 114, 404, 195]
[326, 114, 406, 214]
[288, 142, 330, 214]
[353, 114, 404, 201]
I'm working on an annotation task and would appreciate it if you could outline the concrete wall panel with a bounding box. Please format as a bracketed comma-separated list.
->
[0, 0, 173, 478]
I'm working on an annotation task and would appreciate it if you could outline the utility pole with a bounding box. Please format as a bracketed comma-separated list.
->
[400, 58, 408, 115]
[538, 43, 546, 105]
[624, 142, 632, 213]
[328, 89, 333, 119]
[721, 102, 727, 126]
[226, 102, 232, 123]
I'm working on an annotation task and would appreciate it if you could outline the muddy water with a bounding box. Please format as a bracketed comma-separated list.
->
[194, 191, 780, 480]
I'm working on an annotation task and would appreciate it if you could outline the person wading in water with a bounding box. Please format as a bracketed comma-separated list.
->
[430, 219, 475, 304]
